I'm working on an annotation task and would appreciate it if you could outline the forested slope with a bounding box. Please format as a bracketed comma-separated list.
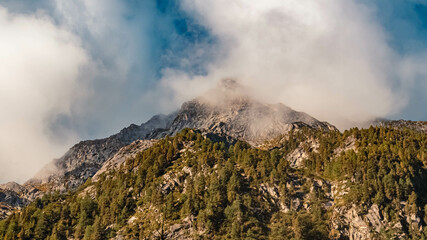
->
[0, 125, 426, 239]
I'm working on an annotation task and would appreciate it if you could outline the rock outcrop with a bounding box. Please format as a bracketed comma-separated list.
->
[0, 182, 41, 219]
[375, 119, 427, 134]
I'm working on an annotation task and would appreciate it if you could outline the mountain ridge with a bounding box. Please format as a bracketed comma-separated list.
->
[25, 79, 336, 192]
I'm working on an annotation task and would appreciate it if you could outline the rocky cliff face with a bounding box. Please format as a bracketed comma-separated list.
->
[92, 139, 158, 180]
[0, 182, 41, 219]
[376, 120, 427, 134]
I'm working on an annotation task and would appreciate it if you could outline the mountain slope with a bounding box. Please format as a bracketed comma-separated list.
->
[0, 183, 41, 219]
[24, 114, 176, 191]
[1, 126, 426, 240]
[376, 120, 427, 134]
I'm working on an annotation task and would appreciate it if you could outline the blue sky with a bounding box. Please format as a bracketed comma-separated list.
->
[361, 0, 427, 121]
[0, 0, 426, 182]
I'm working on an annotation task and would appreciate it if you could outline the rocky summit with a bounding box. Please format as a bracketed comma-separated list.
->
[0, 80, 426, 240]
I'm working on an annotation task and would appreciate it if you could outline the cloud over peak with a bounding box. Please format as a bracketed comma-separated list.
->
[159, 0, 427, 129]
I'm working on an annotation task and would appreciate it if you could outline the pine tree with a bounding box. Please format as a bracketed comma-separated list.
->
[91, 216, 104, 240]
[82, 225, 93, 240]
[34, 214, 49, 240]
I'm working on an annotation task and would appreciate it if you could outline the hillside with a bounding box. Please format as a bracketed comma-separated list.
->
[0, 125, 426, 239]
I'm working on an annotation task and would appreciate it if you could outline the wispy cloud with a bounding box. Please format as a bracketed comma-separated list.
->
[0, 6, 89, 183]
[0, 0, 206, 183]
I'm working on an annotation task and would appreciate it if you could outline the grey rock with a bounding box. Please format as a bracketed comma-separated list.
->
[92, 139, 157, 180]
[375, 119, 427, 134]
[0, 182, 41, 219]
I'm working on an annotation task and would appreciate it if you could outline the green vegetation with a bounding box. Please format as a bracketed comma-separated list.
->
[0, 127, 426, 239]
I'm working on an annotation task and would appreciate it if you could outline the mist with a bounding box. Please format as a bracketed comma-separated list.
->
[159, 0, 427, 130]
[0, 6, 89, 183]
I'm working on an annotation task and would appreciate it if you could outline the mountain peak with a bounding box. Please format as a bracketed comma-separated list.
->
[196, 78, 251, 107]
[168, 79, 336, 145]
[24, 79, 336, 193]
[218, 78, 241, 91]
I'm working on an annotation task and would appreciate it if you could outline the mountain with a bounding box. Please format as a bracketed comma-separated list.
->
[158, 79, 336, 144]
[25, 113, 176, 191]
[0, 79, 335, 220]
[0, 182, 41, 220]
[24, 79, 335, 193]
[0, 79, 426, 239]
[376, 119, 427, 134]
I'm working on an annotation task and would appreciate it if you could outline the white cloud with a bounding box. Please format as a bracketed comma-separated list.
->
[50, 0, 159, 137]
[158, 0, 427, 129]
[0, 6, 90, 183]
